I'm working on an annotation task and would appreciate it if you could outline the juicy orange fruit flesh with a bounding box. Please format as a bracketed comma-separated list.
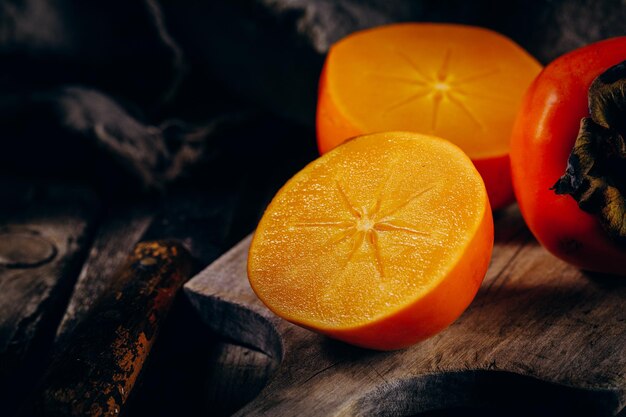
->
[248, 132, 494, 350]
[318, 23, 542, 159]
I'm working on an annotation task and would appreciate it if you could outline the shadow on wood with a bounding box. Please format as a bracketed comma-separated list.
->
[185, 206, 626, 416]
[0, 180, 99, 416]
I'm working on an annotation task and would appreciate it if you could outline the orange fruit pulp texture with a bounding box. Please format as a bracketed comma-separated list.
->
[248, 132, 494, 350]
[316, 23, 543, 210]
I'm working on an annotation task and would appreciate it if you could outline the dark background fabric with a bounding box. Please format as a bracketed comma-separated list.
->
[1, 0, 625, 194]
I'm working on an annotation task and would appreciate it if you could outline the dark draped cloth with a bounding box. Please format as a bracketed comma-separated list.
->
[1, 0, 623, 192]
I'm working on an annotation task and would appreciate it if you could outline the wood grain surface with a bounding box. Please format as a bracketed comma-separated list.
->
[185, 205, 626, 417]
[25, 240, 193, 417]
[0, 181, 99, 415]
[55, 205, 153, 345]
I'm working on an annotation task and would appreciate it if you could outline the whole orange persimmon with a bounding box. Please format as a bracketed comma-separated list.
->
[510, 37, 626, 275]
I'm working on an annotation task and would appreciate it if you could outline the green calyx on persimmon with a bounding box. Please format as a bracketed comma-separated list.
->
[553, 61, 626, 243]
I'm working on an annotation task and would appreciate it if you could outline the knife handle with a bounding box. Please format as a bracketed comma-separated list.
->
[23, 240, 193, 417]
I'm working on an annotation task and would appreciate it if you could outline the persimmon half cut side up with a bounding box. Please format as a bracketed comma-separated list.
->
[248, 132, 494, 350]
[316, 23, 542, 210]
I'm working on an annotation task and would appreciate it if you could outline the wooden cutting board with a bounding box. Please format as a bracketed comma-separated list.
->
[184, 206, 626, 417]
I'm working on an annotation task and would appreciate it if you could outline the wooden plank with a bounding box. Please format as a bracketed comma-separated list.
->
[203, 342, 278, 416]
[25, 240, 194, 416]
[0, 180, 98, 415]
[55, 205, 153, 345]
[48, 190, 269, 416]
[185, 205, 626, 417]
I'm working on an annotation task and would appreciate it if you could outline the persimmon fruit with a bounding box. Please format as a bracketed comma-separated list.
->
[248, 132, 494, 350]
[510, 37, 626, 275]
[316, 23, 542, 210]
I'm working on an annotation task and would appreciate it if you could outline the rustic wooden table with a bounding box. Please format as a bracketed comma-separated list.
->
[1, 121, 624, 416]
[0, 122, 318, 416]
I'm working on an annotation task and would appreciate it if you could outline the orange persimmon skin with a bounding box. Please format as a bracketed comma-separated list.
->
[316, 23, 541, 211]
[248, 132, 494, 350]
[510, 37, 626, 275]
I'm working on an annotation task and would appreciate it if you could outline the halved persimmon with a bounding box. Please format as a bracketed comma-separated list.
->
[316, 23, 542, 210]
[248, 132, 493, 350]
